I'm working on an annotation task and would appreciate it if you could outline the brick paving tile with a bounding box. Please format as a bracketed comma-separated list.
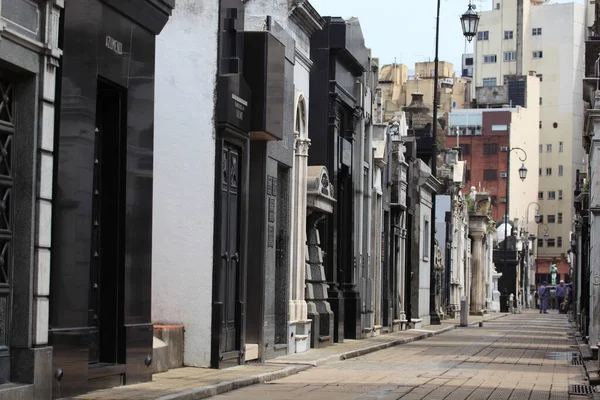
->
[214, 311, 582, 400]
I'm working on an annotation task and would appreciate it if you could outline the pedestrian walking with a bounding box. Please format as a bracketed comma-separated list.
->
[556, 280, 567, 313]
[538, 281, 549, 314]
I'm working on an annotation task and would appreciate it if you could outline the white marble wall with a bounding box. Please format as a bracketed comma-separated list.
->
[152, 0, 219, 367]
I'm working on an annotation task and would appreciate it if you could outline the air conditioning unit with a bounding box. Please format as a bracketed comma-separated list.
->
[501, 172, 508, 178]
[500, 146, 508, 151]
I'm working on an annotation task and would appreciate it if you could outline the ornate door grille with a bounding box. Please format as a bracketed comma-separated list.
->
[0, 80, 14, 375]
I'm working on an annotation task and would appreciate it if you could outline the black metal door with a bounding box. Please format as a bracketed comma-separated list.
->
[219, 143, 241, 354]
[89, 80, 125, 365]
[0, 80, 14, 382]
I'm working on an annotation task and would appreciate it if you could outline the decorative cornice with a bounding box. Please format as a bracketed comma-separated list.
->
[289, 0, 325, 36]
[295, 48, 313, 70]
[424, 175, 443, 194]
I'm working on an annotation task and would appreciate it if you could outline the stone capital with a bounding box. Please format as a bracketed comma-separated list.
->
[295, 137, 311, 157]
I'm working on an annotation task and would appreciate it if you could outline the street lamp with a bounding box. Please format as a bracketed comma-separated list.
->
[503, 146, 527, 312]
[526, 202, 541, 227]
[430, 0, 480, 324]
[460, 1, 480, 43]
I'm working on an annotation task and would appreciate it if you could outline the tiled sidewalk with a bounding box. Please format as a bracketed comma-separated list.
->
[65, 313, 507, 400]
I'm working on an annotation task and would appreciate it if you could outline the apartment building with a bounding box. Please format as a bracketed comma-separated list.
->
[473, 0, 585, 280]
[446, 75, 540, 223]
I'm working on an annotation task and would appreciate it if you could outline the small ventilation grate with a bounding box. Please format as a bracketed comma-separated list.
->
[570, 355, 583, 365]
[544, 352, 571, 360]
[569, 384, 596, 395]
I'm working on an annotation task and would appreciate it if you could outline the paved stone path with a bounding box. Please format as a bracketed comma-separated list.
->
[215, 311, 583, 400]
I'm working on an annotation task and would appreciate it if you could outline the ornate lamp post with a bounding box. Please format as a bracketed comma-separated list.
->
[502, 147, 527, 312]
[430, 0, 480, 324]
[522, 201, 540, 308]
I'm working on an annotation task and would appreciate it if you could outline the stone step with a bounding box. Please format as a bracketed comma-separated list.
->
[580, 344, 594, 360]
[153, 337, 169, 374]
[584, 360, 600, 385]
[245, 343, 259, 361]
[154, 324, 184, 370]
[0, 383, 33, 399]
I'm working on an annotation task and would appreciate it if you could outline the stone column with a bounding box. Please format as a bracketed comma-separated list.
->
[289, 136, 311, 324]
[469, 231, 486, 315]
[468, 206, 489, 315]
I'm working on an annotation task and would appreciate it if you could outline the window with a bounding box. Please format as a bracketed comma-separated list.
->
[546, 168, 552, 176]
[547, 238, 556, 247]
[538, 238, 544, 247]
[465, 57, 473, 66]
[504, 30, 514, 40]
[423, 218, 430, 260]
[504, 51, 517, 62]
[484, 55, 498, 63]
[483, 143, 499, 155]
[538, 191, 544, 200]
[558, 165, 564, 176]
[559, 141, 564, 152]
[533, 51, 543, 59]
[462, 68, 469, 76]
[559, 190, 563, 200]
[558, 213, 563, 224]
[459, 144, 471, 155]
[478, 31, 489, 41]
[539, 168, 542, 176]
[540, 97, 543, 105]
[537, 74, 543, 82]
[547, 144, 552, 152]
[532, 27, 542, 36]
[538, 215, 544, 223]
[557, 237, 563, 247]
[500, 197, 507, 203]
[465, 170, 471, 180]
[490, 195, 497, 204]
[483, 169, 498, 180]
[483, 77, 497, 87]
[548, 215, 556, 223]
[539, 144, 543, 153]
[548, 191, 556, 200]
[539, 121, 543, 129]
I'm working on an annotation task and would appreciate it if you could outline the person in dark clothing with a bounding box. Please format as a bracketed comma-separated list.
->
[538, 282, 549, 314]
[556, 280, 567, 312]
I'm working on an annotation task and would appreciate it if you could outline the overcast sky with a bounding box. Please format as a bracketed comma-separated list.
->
[309, 0, 583, 73]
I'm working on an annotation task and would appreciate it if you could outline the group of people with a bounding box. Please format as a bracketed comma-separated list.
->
[537, 280, 572, 314]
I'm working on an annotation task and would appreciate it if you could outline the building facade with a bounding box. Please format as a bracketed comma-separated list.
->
[473, 0, 586, 282]
[50, 0, 174, 397]
[0, 0, 63, 398]
[308, 17, 370, 342]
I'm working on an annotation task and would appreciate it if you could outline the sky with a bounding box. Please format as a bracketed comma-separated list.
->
[310, 0, 583, 74]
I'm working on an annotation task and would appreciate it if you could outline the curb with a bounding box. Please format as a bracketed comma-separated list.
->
[153, 314, 509, 400]
[155, 365, 311, 400]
